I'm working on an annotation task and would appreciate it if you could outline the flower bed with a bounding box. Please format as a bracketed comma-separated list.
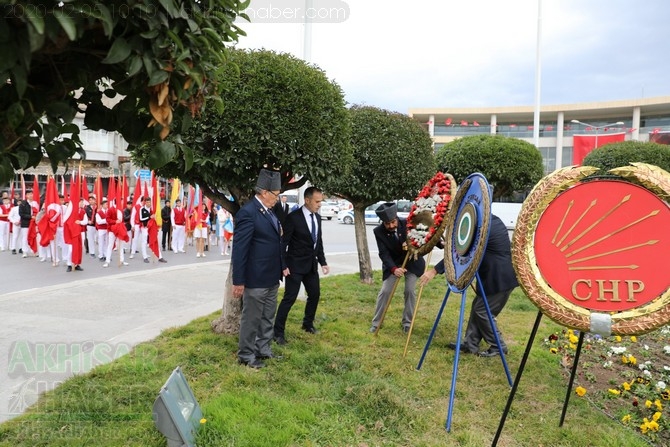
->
[406, 171, 456, 257]
[543, 326, 670, 444]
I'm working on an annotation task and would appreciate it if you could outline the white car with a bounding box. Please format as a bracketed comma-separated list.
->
[337, 204, 382, 225]
[319, 201, 340, 220]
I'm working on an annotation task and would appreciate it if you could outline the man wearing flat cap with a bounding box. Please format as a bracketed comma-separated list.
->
[370, 202, 425, 334]
[232, 168, 285, 369]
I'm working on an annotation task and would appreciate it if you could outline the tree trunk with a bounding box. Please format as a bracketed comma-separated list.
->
[353, 205, 373, 284]
[211, 265, 241, 334]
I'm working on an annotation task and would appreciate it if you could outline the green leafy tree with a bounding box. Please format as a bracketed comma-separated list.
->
[0, 0, 248, 183]
[321, 105, 436, 283]
[436, 135, 544, 201]
[132, 49, 351, 333]
[583, 140, 670, 173]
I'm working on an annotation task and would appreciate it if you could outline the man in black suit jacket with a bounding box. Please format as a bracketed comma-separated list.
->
[370, 202, 425, 334]
[419, 214, 519, 357]
[232, 168, 285, 369]
[273, 195, 291, 225]
[273, 187, 329, 344]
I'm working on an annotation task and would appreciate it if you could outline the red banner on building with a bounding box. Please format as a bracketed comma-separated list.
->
[572, 132, 625, 165]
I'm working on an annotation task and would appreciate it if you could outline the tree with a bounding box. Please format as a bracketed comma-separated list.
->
[0, 0, 249, 183]
[583, 140, 670, 173]
[436, 135, 544, 201]
[131, 49, 352, 333]
[320, 105, 436, 283]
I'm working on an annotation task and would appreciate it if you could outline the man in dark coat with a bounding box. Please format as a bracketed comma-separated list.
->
[232, 168, 285, 369]
[419, 214, 519, 357]
[273, 187, 329, 345]
[370, 202, 425, 334]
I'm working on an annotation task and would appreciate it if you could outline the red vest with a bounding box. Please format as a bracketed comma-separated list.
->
[78, 208, 87, 232]
[106, 207, 118, 225]
[173, 207, 186, 225]
[133, 204, 141, 224]
[0, 203, 10, 222]
[96, 209, 108, 230]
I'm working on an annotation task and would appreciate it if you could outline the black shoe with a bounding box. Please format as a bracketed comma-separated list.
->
[11, 249, 16, 255]
[66, 266, 72, 272]
[402, 326, 410, 334]
[257, 353, 283, 360]
[302, 326, 318, 334]
[18, 249, 22, 254]
[99, 257, 105, 262]
[274, 336, 288, 345]
[144, 258, 149, 263]
[74, 265, 83, 271]
[477, 347, 509, 358]
[238, 358, 265, 369]
[158, 258, 167, 263]
[447, 343, 476, 354]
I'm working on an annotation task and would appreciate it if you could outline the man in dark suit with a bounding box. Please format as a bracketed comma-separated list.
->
[232, 168, 285, 369]
[273, 195, 290, 225]
[370, 202, 425, 334]
[273, 187, 329, 345]
[419, 214, 519, 357]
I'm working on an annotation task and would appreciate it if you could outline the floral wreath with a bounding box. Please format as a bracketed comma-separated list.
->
[406, 171, 457, 257]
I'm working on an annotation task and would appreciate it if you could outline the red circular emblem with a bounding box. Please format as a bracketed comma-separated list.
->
[534, 180, 670, 313]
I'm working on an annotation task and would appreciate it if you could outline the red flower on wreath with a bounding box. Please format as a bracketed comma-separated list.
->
[406, 172, 454, 252]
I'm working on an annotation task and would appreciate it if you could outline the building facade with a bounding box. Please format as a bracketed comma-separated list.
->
[409, 96, 670, 173]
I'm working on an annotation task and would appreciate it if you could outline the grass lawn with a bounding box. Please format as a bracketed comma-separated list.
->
[0, 272, 656, 446]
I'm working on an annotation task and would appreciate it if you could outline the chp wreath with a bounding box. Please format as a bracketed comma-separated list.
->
[406, 171, 457, 259]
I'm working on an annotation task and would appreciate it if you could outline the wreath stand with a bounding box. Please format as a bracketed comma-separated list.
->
[416, 172, 512, 433]
[491, 312, 585, 446]
[416, 271, 513, 432]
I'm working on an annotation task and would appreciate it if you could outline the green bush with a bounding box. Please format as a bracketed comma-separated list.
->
[583, 141, 670, 173]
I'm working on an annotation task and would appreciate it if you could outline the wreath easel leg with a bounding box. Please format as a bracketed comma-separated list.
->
[403, 251, 433, 357]
[374, 251, 410, 337]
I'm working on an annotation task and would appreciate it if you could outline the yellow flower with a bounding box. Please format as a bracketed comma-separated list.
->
[608, 389, 621, 395]
[622, 382, 631, 391]
[628, 355, 637, 365]
[569, 334, 579, 344]
[653, 411, 662, 422]
[549, 347, 557, 354]
[200, 418, 207, 424]
[646, 400, 653, 408]
[649, 420, 660, 431]
[622, 414, 631, 423]
[622, 355, 629, 364]
[655, 399, 663, 411]
[615, 335, 622, 342]
[630, 336, 637, 342]
[575, 386, 587, 397]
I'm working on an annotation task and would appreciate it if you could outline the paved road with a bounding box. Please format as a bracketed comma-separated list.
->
[1, 218, 422, 422]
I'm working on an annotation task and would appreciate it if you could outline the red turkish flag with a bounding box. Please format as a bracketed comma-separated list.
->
[473, 121, 480, 127]
[63, 174, 82, 265]
[445, 117, 452, 125]
[572, 132, 626, 165]
[460, 120, 468, 126]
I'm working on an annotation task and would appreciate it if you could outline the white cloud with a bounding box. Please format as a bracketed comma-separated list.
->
[234, 0, 670, 113]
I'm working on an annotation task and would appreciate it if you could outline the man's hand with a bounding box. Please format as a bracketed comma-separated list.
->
[393, 267, 406, 278]
[321, 265, 330, 275]
[283, 268, 290, 277]
[232, 285, 244, 299]
[418, 268, 438, 286]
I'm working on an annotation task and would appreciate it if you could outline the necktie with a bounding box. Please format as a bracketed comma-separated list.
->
[268, 209, 279, 231]
[310, 213, 317, 244]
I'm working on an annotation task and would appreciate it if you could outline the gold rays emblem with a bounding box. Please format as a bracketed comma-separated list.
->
[547, 194, 660, 271]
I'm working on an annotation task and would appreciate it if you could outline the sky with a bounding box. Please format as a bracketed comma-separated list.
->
[233, 0, 670, 113]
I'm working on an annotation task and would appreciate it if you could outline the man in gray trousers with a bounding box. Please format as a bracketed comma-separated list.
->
[232, 168, 285, 369]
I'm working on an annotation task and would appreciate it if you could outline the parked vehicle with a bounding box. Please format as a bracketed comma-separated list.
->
[319, 201, 340, 220]
[337, 204, 381, 225]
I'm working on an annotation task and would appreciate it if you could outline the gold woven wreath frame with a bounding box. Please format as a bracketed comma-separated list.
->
[512, 162, 670, 336]
[407, 172, 457, 259]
